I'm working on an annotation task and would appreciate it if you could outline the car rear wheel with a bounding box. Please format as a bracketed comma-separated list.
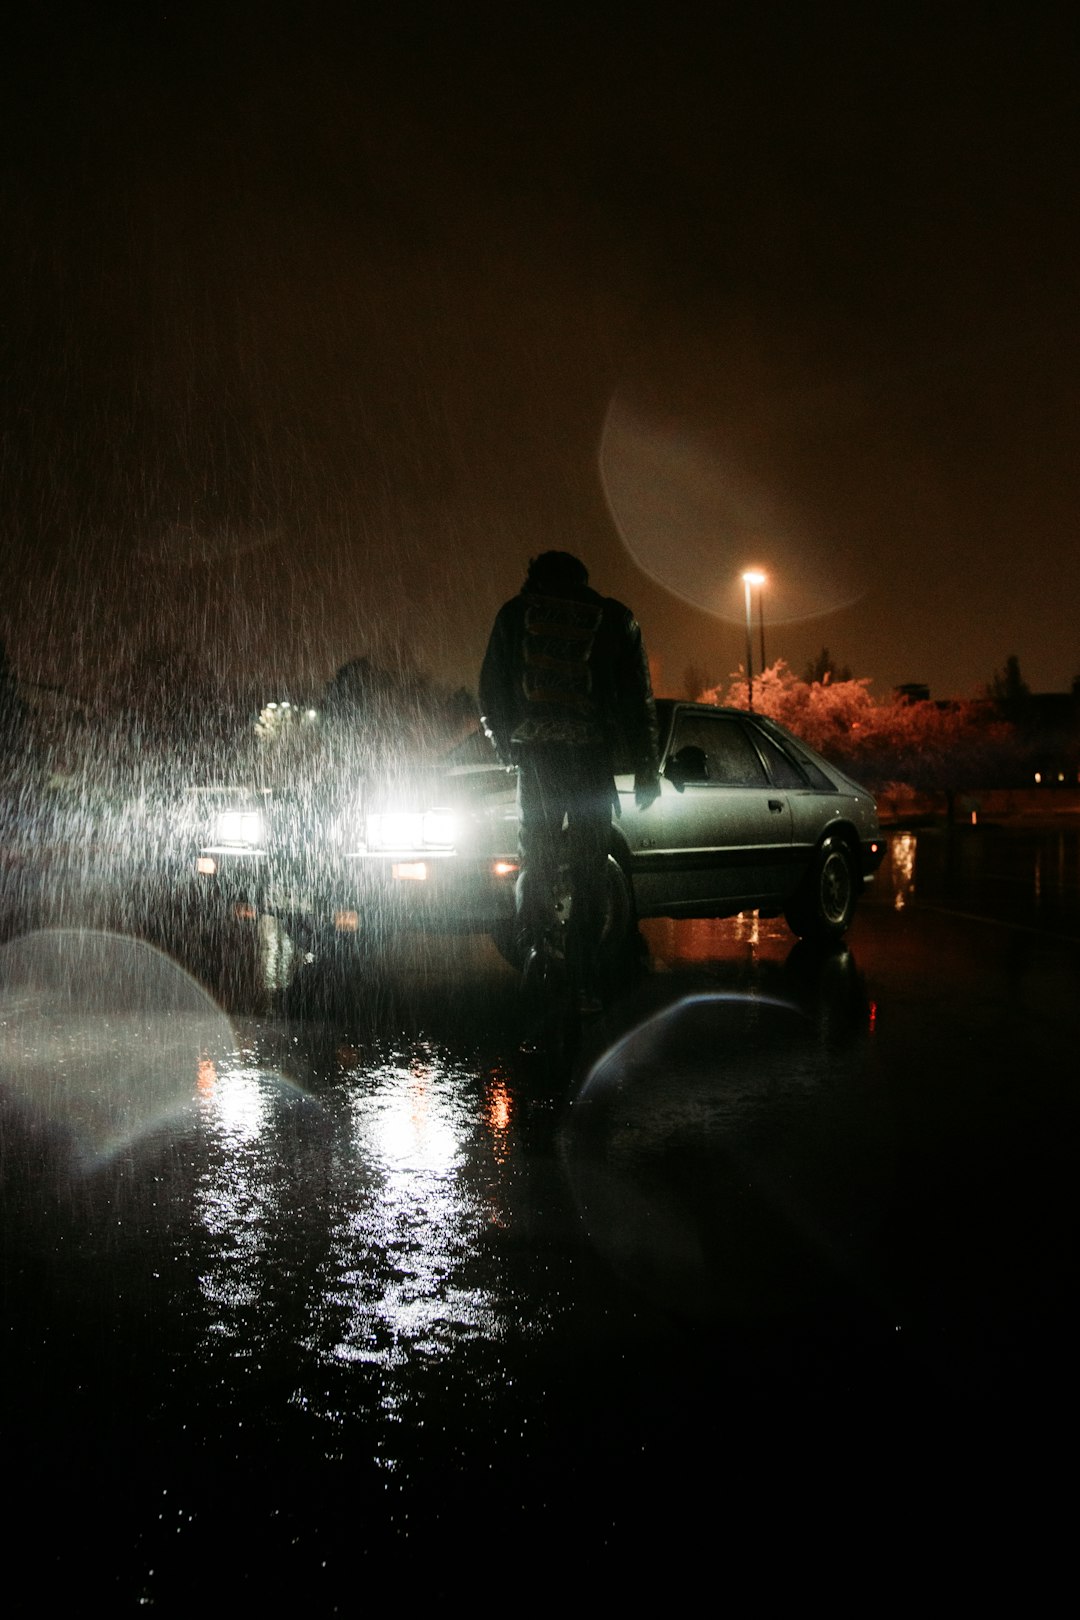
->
[784, 840, 857, 944]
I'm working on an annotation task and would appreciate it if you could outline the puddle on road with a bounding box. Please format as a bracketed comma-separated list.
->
[0, 928, 539, 1470]
[867, 824, 1080, 931]
[5, 903, 1072, 1602]
[189, 1043, 518, 1435]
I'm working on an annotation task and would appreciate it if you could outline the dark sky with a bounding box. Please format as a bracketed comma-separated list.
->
[3, 2, 1079, 706]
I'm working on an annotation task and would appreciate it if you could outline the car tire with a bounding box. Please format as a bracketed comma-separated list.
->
[784, 838, 857, 944]
[597, 854, 634, 976]
[490, 920, 525, 970]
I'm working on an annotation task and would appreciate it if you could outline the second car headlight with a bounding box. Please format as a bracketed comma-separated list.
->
[366, 808, 457, 851]
[215, 809, 264, 845]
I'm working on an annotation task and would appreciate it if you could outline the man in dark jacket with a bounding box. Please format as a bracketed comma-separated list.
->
[479, 551, 659, 1008]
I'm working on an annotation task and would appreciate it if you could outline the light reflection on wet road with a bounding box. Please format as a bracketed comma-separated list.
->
[1, 828, 1078, 1604]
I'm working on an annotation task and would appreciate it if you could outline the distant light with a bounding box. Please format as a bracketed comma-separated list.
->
[1035, 772, 1042, 784]
[393, 862, 428, 881]
[493, 859, 519, 877]
[196, 855, 216, 876]
[742, 569, 766, 587]
[234, 903, 257, 921]
[334, 910, 359, 932]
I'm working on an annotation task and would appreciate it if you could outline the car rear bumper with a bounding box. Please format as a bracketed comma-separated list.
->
[860, 835, 887, 885]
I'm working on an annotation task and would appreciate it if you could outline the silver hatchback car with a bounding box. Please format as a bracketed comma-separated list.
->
[341, 700, 885, 958]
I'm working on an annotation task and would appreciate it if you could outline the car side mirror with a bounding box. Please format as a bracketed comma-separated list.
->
[664, 745, 709, 790]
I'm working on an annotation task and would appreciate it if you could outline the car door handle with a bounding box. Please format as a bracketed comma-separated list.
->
[768, 799, 784, 813]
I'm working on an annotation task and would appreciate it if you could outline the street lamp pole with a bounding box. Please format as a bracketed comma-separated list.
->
[741, 570, 765, 711]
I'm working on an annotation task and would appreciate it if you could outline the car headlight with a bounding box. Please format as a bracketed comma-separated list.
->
[215, 809, 264, 845]
[366, 811, 424, 850]
[365, 808, 458, 851]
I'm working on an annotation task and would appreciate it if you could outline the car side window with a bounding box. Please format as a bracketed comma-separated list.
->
[748, 728, 808, 788]
[669, 715, 768, 786]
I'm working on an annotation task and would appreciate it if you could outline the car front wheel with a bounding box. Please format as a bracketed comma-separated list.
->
[784, 840, 857, 944]
[491, 853, 634, 971]
[597, 854, 635, 978]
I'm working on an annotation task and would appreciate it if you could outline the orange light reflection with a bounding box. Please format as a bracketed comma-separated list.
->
[485, 1071, 513, 1165]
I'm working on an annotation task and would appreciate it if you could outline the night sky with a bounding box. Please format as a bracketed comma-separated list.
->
[3, 3, 1079, 707]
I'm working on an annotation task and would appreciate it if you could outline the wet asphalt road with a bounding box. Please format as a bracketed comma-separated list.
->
[1, 826, 1078, 1608]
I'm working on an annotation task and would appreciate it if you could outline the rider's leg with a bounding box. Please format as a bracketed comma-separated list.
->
[514, 747, 567, 961]
[565, 753, 616, 1007]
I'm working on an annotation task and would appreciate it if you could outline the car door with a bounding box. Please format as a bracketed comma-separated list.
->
[618, 710, 794, 913]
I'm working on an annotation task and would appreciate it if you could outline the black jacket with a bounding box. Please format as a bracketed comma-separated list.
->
[479, 582, 659, 777]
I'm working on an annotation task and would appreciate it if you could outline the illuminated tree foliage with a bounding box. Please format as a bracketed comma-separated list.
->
[699, 660, 1017, 791]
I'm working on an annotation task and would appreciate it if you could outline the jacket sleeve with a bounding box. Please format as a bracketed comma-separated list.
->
[479, 604, 516, 765]
[615, 610, 660, 779]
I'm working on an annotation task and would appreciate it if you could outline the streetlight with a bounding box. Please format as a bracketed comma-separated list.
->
[741, 570, 766, 710]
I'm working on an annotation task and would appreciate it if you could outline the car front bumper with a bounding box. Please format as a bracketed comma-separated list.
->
[201, 848, 519, 940]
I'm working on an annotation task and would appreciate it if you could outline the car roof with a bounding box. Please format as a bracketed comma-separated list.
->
[656, 699, 751, 724]
[445, 704, 864, 795]
[656, 701, 869, 792]
[655, 698, 767, 744]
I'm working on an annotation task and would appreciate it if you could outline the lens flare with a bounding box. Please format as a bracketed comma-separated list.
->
[0, 929, 235, 1168]
[599, 305, 868, 626]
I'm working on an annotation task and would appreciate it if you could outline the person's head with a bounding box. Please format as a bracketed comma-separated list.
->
[524, 551, 589, 593]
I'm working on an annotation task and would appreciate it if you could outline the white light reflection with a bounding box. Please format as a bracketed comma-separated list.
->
[194, 1063, 278, 1321]
[318, 1049, 503, 1374]
[185, 1043, 512, 1446]
[198, 1062, 269, 1146]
